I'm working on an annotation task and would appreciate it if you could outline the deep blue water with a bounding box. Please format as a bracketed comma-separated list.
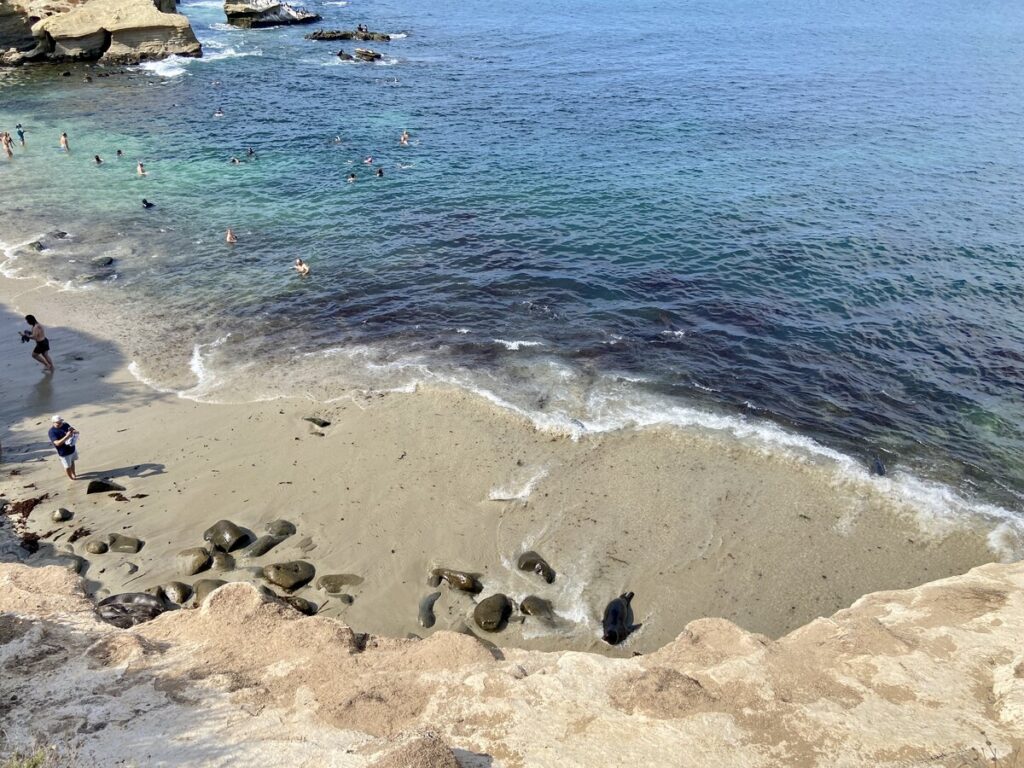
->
[2, 0, 1024, 507]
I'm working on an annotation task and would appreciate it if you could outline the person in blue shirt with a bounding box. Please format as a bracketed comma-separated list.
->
[48, 414, 79, 480]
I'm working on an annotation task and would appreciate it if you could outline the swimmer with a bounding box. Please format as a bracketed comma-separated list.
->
[94, 154, 103, 164]
[59, 131, 69, 152]
[226, 228, 237, 244]
[347, 172, 357, 182]
[116, 149, 123, 158]
[294, 258, 310, 276]
[230, 156, 241, 164]
[137, 161, 146, 176]
[213, 107, 224, 117]
[1, 132, 12, 158]
[363, 155, 373, 164]
[15, 124, 25, 146]
[247, 147, 256, 158]
[375, 167, 384, 178]
[142, 198, 155, 209]
[399, 129, 409, 146]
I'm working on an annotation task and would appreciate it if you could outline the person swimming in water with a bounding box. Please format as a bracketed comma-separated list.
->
[247, 147, 256, 158]
[59, 131, 69, 152]
[230, 156, 241, 165]
[137, 161, 146, 176]
[399, 129, 409, 146]
[363, 155, 373, 165]
[347, 173, 356, 183]
[142, 198, 155, 209]
[15, 124, 25, 146]
[94, 154, 102, 164]
[116, 149, 123, 158]
[376, 167, 384, 178]
[226, 228, 237, 244]
[294, 258, 310, 276]
[213, 107, 224, 117]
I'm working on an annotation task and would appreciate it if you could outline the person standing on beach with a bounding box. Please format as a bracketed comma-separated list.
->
[21, 314, 54, 372]
[48, 415, 79, 480]
[59, 132, 69, 152]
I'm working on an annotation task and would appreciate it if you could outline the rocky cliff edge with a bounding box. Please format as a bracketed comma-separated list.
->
[1, 561, 1023, 766]
[0, 0, 200, 65]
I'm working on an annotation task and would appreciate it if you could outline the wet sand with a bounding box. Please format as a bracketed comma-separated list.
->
[0, 274, 1007, 654]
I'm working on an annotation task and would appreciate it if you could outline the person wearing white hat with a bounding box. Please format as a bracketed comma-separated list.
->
[48, 414, 79, 480]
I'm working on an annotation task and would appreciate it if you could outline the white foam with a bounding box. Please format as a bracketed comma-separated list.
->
[456, 328, 470, 334]
[204, 46, 262, 61]
[0, 234, 46, 278]
[137, 56, 187, 78]
[389, 32, 408, 39]
[494, 339, 544, 351]
[488, 468, 548, 501]
[659, 329, 686, 339]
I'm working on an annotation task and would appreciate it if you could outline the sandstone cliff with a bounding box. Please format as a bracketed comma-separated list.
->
[0, 0, 200, 65]
[1, 561, 1023, 766]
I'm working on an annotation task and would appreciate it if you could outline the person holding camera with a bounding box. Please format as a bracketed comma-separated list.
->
[21, 314, 54, 372]
[48, 415, 79, 480]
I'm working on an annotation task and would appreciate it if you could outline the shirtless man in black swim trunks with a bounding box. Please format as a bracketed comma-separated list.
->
[22, 314, 54, 372]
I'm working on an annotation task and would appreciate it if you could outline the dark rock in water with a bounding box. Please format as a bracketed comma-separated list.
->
[418, 591, 441, 628]
[239, 534, 285, 559]
[303, 416, 331, 428]
[517, 551, 555, 584]
[315, 573, 364, 593]
[87, 479, 126, 494]
[50, 230, 69, 239]
[279, 595, 318, 615]
[85, 540, 108, 555]
[430, 568, 483, 594]
[601, 591, 641, 645]
[91, 256, 114, 267]
[27, 240, 45, 252]
[107, 534, 143, 554]
[52, 508, 73, 522]
[520, 595, 555, 622]
[211, 551, 235, 572]
[262, 560, 315, 592]
[203, 519, 248, 552]
[97, 593, 165, 628]
[871, 457, 886, 477]
[224, 0, 321, 28]
[305, 28, 390, 42]
[354, 47, 381, 61]
[265, 519, 296, 537]
[474, 594, 512, 633]
[177, 547, 211, 575]
[193, 579, 228, 606]
[161, 581, 192, 604]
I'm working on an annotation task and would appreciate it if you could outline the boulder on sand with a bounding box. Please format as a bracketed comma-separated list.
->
[203, 520, 248, 552]
[223, 0, 320, 28]
[87, 479, 126, 494]
[262, 561, 315, 592]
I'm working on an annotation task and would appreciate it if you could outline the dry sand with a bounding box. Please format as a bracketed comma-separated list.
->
[0, 273, 1012, 654]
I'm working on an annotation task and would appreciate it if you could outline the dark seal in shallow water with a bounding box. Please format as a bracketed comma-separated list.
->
[517, 551, 555, 583]
[429, 568, 483, 594]
[97, 593, 166, 628]
[601, 591, 641, 645]
[418, 591, 442, 628]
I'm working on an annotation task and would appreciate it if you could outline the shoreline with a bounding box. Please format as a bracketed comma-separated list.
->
[0, 270, 1016, 654]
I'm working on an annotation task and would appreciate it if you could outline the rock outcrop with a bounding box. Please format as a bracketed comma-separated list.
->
[0, 0, 201, 65]
[2, 561, 1024, 765]
[305, 28, 390, 42]
[223, 0, 319, 29]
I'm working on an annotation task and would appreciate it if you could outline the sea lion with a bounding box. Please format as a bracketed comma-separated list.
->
[474, 594, 512, 632]
[517, 551, 555, 583]
[520, 595, 555, 622]
[418, 591, 442, 628]
[97, 593, 165, 628]
[601, 591, 640, 645]
[192, 578, 228, 606]
[429, 568, 483, 594]
[871, 457, 886, 477]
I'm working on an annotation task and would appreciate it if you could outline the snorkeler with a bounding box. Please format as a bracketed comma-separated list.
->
[142, 198, 155, 209]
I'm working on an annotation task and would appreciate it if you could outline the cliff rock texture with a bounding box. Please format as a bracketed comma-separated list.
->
[1, 561, 1023, 766]
[0, 0, 199, 65]
[223, 0, 319, 29]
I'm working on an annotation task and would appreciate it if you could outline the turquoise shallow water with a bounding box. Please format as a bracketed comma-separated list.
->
[2, 0, 1024, 509]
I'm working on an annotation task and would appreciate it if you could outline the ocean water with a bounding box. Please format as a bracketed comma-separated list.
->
[2, 0, 1024, 516]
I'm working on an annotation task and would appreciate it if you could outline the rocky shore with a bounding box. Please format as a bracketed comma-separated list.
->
[0, 0, 200, 65]
[1, 561, 1023, 765]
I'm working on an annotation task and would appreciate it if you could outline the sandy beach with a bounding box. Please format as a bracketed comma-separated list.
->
[0, 273, 1013, 655]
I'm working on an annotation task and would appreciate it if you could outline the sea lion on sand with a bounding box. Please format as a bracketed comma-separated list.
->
[520, 595, 555, 622]
[418, 591, 442, 628]
[601, 591, 640, 645]
[517, 551, 555, 583]
[97, 593, 166, 628]
[429, 568, 483, 594]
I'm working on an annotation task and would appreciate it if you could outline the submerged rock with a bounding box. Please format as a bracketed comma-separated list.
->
[223, 0, 320, 28]
[106, 534, 142, 554]
[474, 594, 512, 633]
[262, 561, 315, 592]
[177, 547, 211, 575]
[203, 520, 248, 552]
[353, 47, 381, 61]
